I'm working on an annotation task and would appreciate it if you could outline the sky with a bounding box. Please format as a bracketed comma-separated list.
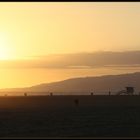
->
[0, 2, 140, 88]
[0, 2, 140, 59]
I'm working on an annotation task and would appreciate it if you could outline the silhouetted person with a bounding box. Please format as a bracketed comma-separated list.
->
[109, 91, 111, 96]
[50, 92, 53, 96]
[74, 99, 79, 107]
[91, 92, 93, 96]
[5, 94, 7, 97]
[24, 93, 27, 96]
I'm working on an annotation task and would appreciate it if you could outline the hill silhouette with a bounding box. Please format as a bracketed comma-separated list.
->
[1, 72, 140, 95]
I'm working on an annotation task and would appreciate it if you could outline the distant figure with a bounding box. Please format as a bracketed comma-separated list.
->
[24, 93, 27, 96]
[50, 92, 53, 96]
[74, 99, 79, 107]
[109, 91, 111, 96]
[5, 94, 7, 97]
[91, 92, 93, 96]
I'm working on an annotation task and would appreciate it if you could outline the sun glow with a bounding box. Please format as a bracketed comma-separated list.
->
[0, 47, 10, 60]
[0, 32, 13, 60]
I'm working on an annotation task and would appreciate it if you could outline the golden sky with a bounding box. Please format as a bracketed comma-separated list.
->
[0, 2, 140, 60]
[1, 2, 140, 88]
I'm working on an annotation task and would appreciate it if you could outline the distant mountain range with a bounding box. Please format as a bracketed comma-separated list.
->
[1, 72, 140, 95]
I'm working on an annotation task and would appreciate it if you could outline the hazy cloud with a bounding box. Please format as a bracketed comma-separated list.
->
[1, 51, 140, 69]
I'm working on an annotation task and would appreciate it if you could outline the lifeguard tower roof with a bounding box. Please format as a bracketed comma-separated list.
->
[126, 87, 134, 93]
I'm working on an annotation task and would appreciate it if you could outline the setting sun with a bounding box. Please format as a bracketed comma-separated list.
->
[0, 47, 10, 60]
[0, 32, 13, 60]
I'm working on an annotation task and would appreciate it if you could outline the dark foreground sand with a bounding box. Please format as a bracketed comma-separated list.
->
[0, 95, 140, 138]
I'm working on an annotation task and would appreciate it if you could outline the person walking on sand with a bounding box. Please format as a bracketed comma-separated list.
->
[24, 93, 27, 96]
[74, 99, 79, 107]
[50, 92, 53, 96]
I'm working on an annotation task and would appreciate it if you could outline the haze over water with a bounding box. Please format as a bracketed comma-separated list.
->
[1, 66, 140, 88]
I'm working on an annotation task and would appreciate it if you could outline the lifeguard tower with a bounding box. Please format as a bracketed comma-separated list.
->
[116, 87, 134, 95]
